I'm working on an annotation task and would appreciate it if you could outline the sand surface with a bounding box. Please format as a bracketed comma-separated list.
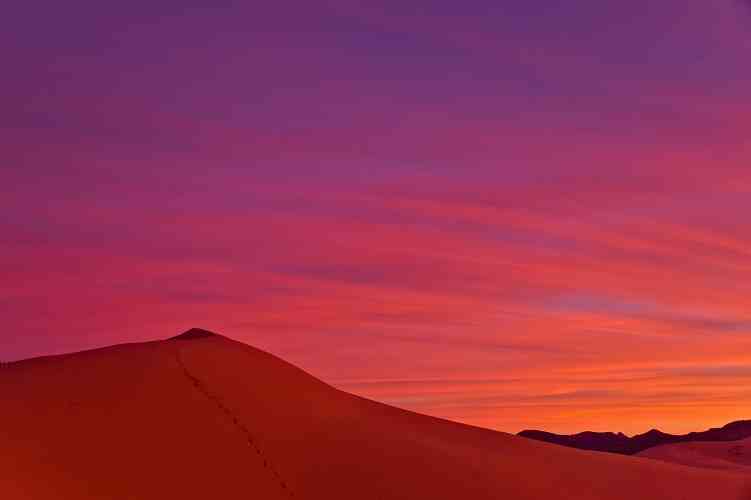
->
[2, 334, 750, 499]
[638, 436, 751, 472]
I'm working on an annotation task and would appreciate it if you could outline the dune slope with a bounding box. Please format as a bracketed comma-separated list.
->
[2, 330, 750, 499]
[638, 437, 751, 472]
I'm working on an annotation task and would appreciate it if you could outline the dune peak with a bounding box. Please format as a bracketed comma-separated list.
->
[169, 328, 220, 341]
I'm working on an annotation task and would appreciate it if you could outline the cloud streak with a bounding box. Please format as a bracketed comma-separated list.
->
[3, 0, 751, 435]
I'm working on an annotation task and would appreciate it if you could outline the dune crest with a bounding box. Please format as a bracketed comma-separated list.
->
[169, 327, 222, 341]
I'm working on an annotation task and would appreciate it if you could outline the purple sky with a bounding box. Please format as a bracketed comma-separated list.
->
[3, 0, 751, 434]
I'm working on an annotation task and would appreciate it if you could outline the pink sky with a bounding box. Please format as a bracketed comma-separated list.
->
[3, 0, 751, 434]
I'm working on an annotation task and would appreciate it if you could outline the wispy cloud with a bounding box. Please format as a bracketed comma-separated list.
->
[3, 0, 751, 436]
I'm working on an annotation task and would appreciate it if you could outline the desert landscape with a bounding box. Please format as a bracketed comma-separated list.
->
[4, 0, 751, 498]
[2, 329, 750, 499]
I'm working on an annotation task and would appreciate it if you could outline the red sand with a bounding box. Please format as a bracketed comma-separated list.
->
[638, 436, 751, 472]
[2, 334, 750, 499]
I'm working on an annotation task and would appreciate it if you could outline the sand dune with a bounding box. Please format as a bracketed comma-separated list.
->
[2, 329, 750, 499]
[638, 437, 751, 472]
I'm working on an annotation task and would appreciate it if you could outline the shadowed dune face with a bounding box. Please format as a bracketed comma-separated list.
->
[638, 437, 751, 472]
[2, 334, 751, 500]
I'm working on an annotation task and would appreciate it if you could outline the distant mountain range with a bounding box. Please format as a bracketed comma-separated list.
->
[518, 420, 751, 455]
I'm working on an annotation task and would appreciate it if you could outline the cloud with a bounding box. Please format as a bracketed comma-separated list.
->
[738, 0, 751, 17]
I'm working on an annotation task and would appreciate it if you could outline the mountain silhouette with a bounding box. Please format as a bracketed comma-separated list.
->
[518, 420, 751, 455]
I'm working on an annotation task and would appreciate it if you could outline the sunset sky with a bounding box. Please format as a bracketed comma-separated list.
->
[3, 0, 751, 435]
